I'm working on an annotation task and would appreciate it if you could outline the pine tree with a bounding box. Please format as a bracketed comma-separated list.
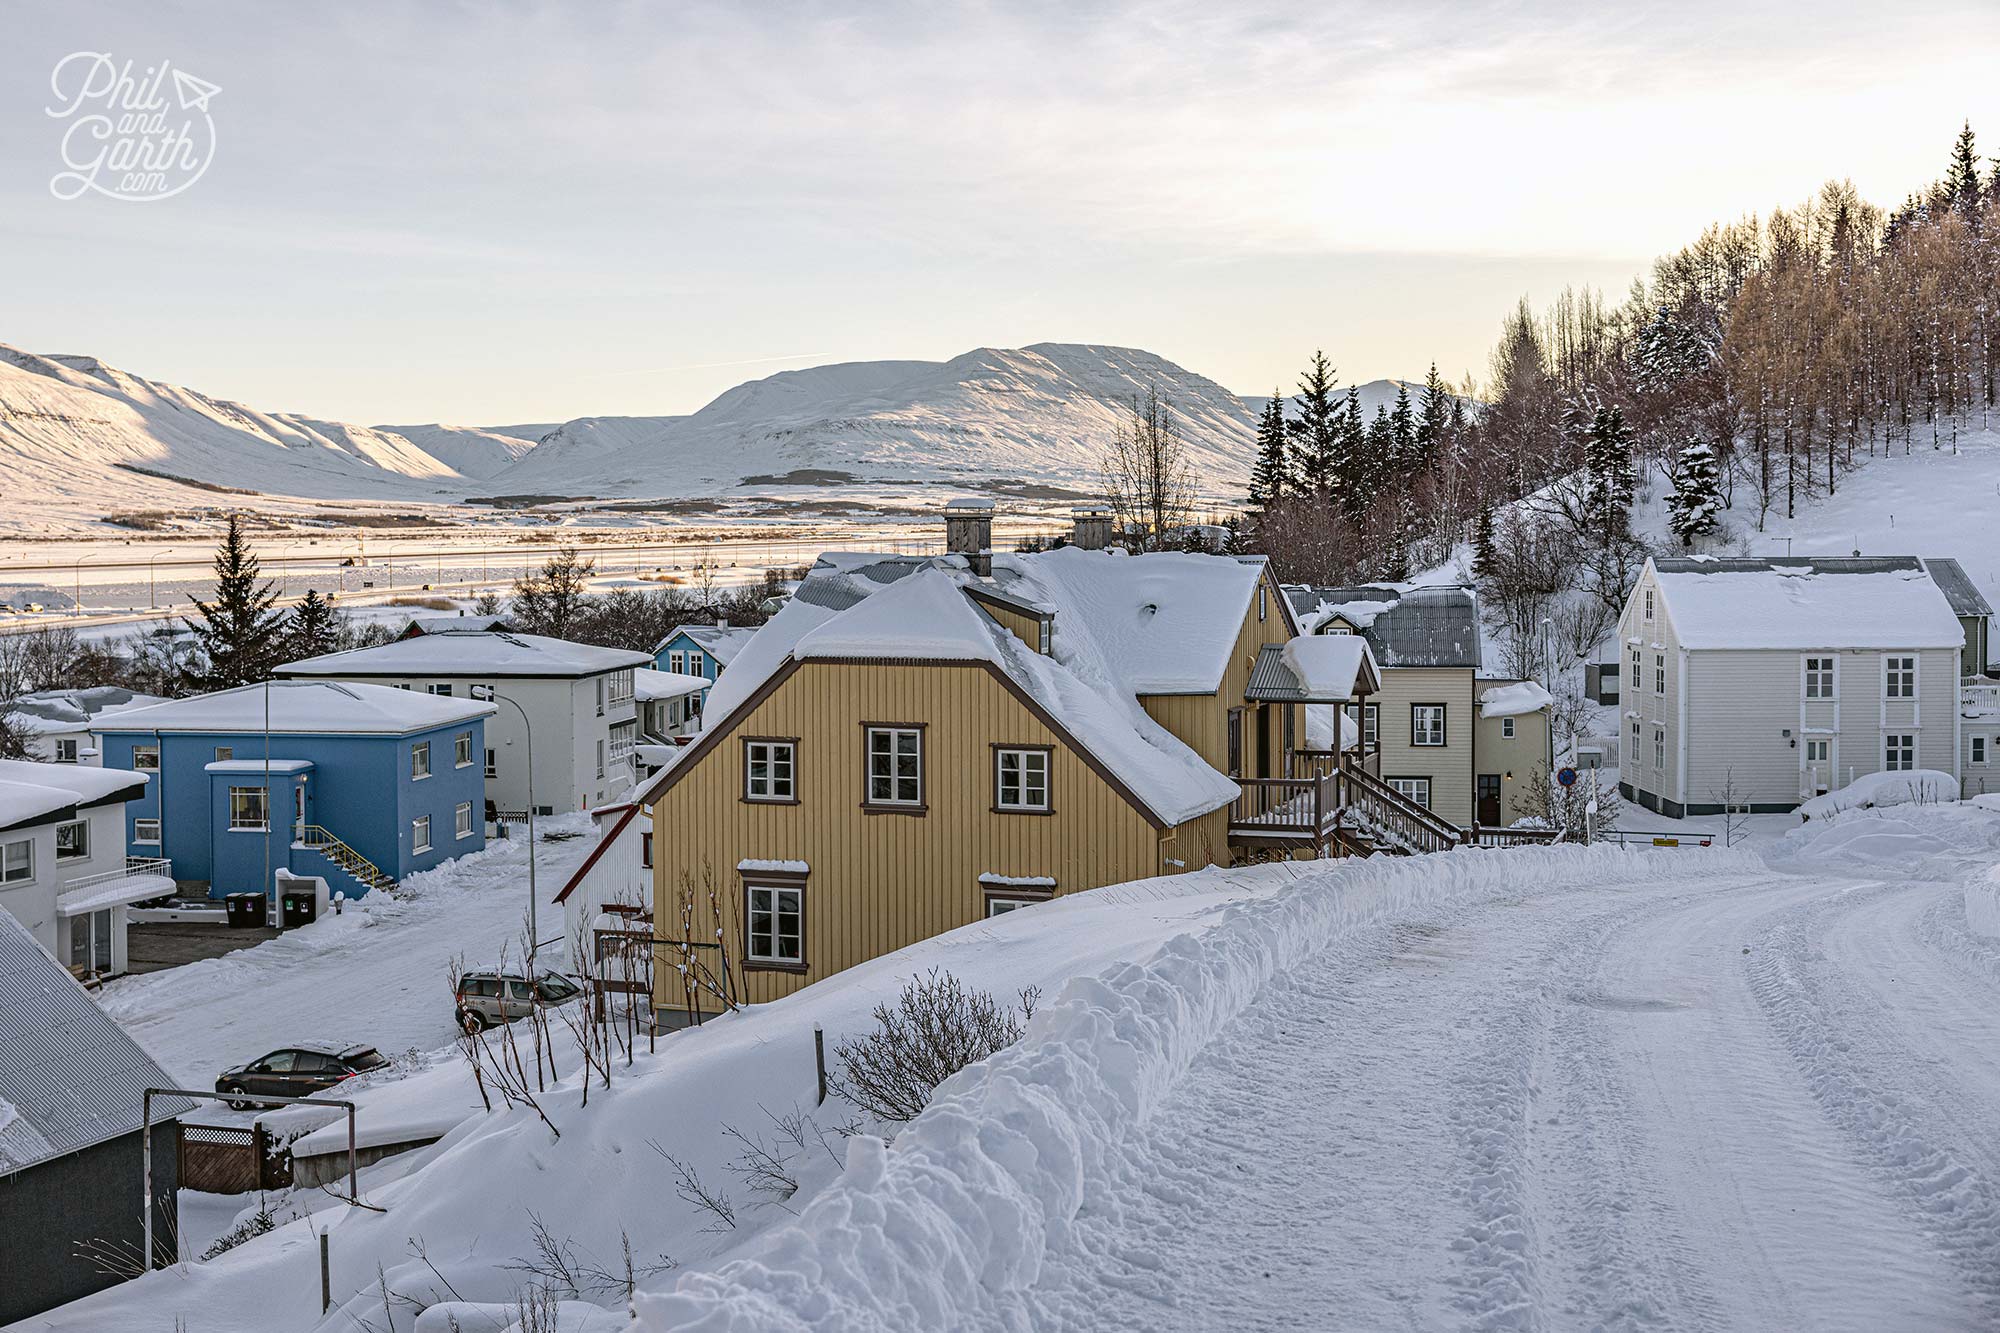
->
[1351, 404, 1395, 519]
[185, 513, 286, 689]
[1389, 384, 1416, 474]
[1470, 504, 1498, 581]
[1247, 391, 1290, 513]
[1666, 437, 1723, 548]
[1945, 120, 1983, 222]
[1417, 363, 1451, 449]
[1286, 352, 1344, 501]
[286, 588, 343, 660]
[1581, 407, 1637, 545]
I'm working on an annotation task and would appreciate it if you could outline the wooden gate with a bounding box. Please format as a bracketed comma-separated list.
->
[177, 1122, 293, 1194]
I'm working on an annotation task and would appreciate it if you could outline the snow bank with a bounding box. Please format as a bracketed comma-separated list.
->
[1278, 635, 1374, 700]
[1479, 680, 1552, 718]
[634, 844, 1763, 1331]
[1797, 769, 1959, 821]
[1770, 800, 2000, 878]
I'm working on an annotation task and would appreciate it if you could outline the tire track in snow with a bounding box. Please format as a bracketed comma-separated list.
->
[1748, 878, 2000, 1315]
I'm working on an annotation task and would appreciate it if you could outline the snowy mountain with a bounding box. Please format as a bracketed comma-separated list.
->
[484, 343, 1260, 499]
[376, 423, 543, 479]
[0, 345, 469, 520]
[1242, 378, 1460, 422]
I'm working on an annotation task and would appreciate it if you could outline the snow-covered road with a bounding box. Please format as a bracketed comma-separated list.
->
[1024, 866, 2000, 1330]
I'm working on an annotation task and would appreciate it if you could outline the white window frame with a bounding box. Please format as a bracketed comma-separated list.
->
[427, 683, 454, 697]
[54, 737, 78, 763]
[1654, 654, 1666, 695]
[667, 650, 686, 674]
[1653, 726, 1666, 770]
[214, 746, 233, 762]
[1884, 733, 1916, 772]
[865, 726, 924, 806]
[1500, 717, 1515, 739]
[412, 814, 433, 854]
[411, 741, 431, 780]
[1804, 737, 1831, 764]
[688, 652, 706, 677]
[595, 739, 606, 780]
[132, 744, 160, 772]
[987, 897, 1038, 917]
[994, 747, 1051, 812]
[1342, 702, 1380, 748]
[55, 819, 89, 861]
[229, 786, 268, 831]
[1410, 704, 1447, 748]
[608, 720, 636, 763]
[1643, 588, 1654, 620]
[2, 838, 33, 884]
[470, 683, 495, 702]
[745, 882, 803, 965]
[133, 817, 162, 844]
[1387, 776, 1432, 808]
[455, 731, 474, 767]
[1883, 654, 1918, 701]
[744, 740, 797, 802]
[484, 748, 498, 779]
[455, 801, 474, 839]
[607, 669, 634, 705]
[1803, 655, 1837, 700]
[1973, 736, 1988, 765]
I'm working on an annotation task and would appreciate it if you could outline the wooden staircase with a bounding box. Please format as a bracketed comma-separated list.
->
[296, 824, 397, 894]
[1227, 762, 1556, 859]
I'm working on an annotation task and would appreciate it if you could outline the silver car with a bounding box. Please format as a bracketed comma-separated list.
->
[454, 970, 582, 1031]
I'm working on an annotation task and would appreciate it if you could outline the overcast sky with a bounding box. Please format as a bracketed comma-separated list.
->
[2, 1, 1996, 426]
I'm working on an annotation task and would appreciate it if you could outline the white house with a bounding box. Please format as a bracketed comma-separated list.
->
[0, 758, 166, 979]
[1619, 556, 1976, 816]
[274, 631, 653, 815]
[3, 687, 167, 765]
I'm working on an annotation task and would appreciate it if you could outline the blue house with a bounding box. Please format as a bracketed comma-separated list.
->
[95, 681, 495, 902]
[651, 622, 757, 707]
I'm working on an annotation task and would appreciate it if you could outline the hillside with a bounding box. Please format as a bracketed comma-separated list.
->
[374, 423, 543, 479]
[484, 343, 1260, 500]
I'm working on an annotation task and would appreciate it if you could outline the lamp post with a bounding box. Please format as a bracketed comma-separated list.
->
[493, 693, 538, 965]
[148, 551, 166, 610]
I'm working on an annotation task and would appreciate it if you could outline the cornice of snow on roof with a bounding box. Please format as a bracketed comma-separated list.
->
[277, 631, 651, 679]
[1647, 556, 1967, 651]
[94, 680, 497, 737]
[652, 623, 759, 660]
[634, 565, 1241, 827]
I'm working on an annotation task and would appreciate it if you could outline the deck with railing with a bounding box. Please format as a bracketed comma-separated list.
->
[1229, 762, 1567, 857]
[1964, 677, 2000, 717]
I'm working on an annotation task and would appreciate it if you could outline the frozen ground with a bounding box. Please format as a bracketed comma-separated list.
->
[26, 806, 2000, 1332]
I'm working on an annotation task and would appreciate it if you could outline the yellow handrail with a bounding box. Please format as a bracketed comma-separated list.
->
[296, 824, 394, 890]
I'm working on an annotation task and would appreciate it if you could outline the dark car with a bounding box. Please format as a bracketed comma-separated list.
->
[215, 1043, 387, 1107]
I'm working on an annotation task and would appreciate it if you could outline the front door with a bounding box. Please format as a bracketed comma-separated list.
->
[1476, 774, 1502, 827]
[1802, 737, 1832, 797]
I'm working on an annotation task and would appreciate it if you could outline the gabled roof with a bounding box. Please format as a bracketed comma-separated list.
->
[1648, 556, 1966, 651]
[97, 680, 497, 736]
[636, 553, 1251, 828]
[0, 758, 148, 832]
[399, 613, 512, 639]
[653, 622, 760, 662]
[1921, 558, 1993, 618]
[278, 631, 650, 679]
[0, 908, 188, 1176]
[1286, 584, 1481, 669]
[1248, 636, 1381, 703]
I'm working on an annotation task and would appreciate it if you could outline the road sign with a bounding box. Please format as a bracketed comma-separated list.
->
[1556, 766, 1578, 787]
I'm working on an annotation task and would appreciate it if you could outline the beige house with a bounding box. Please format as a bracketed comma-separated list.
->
[635, 508, 1419, 1023]
[1620, 556, 1979, 815]
[1287, 585, 1554, 829]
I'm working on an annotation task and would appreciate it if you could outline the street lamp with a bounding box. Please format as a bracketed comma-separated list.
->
[492, 693, 539, 966]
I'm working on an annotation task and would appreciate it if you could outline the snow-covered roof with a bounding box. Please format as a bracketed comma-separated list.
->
[989, 546, 1270, 694]
[1479, 681, 1553, 719]
[400, 613, 512, 637]
[277, 631, 650, 678]
[653, 622, 759, 662]
[634, 668, 709, 701]
[97, 680, 496, 736]
[1922, 558, 1993, 618]
[1276, 636, 1378, 702]
[1649, 557, 1967, 651]
[0, 758, 148, 831]
[640, 552, 1252, 828]
[204, 758, 315, 774]
[56, 873, 175, 917]
[1285, 584, 1481, 668]
[0, 907, 187, 1176]
[2, 686, 168, 735]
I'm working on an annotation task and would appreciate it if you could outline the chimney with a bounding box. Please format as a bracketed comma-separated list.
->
[944, 497, 996, 577]
[1071, 503, 1113, 552]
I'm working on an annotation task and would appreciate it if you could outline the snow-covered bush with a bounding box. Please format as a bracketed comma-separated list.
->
[831, 969, 1039, 1123]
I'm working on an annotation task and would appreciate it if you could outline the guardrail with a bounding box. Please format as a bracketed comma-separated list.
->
[1600, 828, 1716, 848]
[1465, 826, 1563, 848]
[60, 856, 173, 892]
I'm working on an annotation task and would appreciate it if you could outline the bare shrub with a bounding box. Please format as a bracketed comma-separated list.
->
[830, 969, 1040, 1124]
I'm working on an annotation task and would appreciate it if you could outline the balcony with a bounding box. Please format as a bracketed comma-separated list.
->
[58, 856, 175, 916]
[1964, 677, 2000, 717]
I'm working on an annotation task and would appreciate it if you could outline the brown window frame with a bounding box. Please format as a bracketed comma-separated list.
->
[741, 867, 808, 973]
[741, 736, 800, 805]
[860, 722, 928, 815]
[991, 743, 1054, 815]
[1410, 702, 1448, 748]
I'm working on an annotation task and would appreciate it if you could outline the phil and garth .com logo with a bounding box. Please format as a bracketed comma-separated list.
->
[46, 52, 220, 202]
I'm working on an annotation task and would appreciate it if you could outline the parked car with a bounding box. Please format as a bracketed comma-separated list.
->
[455, 970, 583, 1031]
[215, 1043, 387, 1107]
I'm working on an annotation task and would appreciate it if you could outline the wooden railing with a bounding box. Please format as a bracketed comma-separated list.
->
[1963, 679, 2000, 716]
[1337, 766, 1463, 855]
[1228, 771, 1337, 843]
